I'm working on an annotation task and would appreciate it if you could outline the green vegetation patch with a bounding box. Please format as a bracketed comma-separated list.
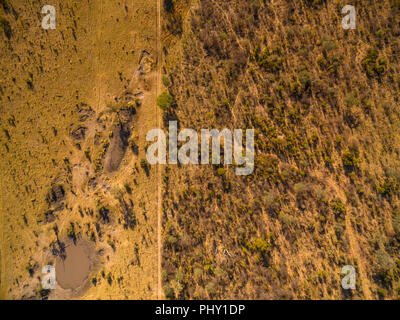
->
[157, 92, 175, 110]
[362, 49, 386, 77]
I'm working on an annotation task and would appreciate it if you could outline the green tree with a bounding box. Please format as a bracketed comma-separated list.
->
[157, 92, 175, 110]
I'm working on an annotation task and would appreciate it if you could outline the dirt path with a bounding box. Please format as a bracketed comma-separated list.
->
[156, 0, 163, 300]
[345, 217, 372, 299]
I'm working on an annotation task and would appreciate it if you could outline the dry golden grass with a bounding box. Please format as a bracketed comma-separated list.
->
[0, 0, 161, 300]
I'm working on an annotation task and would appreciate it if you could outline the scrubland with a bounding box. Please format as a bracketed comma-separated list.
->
[160, 0, 400, 299]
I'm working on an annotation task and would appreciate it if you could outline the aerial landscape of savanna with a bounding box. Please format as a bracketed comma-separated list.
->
[1, 0, 400, 302]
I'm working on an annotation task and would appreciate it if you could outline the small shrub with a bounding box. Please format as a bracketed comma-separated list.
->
[175, 269, 185, 283]
[111, 186, 124, 200]
[376, 249, 395, 274]
[362, 49, 386, 77]
[377, 287, 386, 299]
[219, 33, 228, 40]
[157, 92, 175, 110]
[330, 199, 346, 216]
[216, 168, 225, 176]
[167, 235, 178, 245]
[106, 272, 112, 285]
[25, 261, 36, 277]
[334, 136, 342, 149]
[98, 205, 110, 223]
[248, 237, 270, 255]
[322, 39, 338, 52]
[205, 281, 216, 296]
[89, 231, 96, 242]
[279, 212, 297, 227]
[124, 182, 132, 194]
[257, 49, 284, 73]
[377, 177, 400, 197]
[37, 286, 50, 300]
[314, 188, 328, 203]
[66, 223, 76, 240]
[334, 223, 345, 239]
[342, 150, 360, 170]
[164, 285, 175, 299]
[345, 93, 360, 108]
[264, 192, 279, 211]
[164, 0, 174, 13]
[162, 75, 171, 87]
[298, 70, 312, 88]
[294, 182, 308, 196]
[140, 159, 150, 176]
[194, 267, 203, 281]
[0, 16, 12, 39]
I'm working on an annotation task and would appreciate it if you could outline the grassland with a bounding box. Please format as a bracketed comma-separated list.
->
[0, 0, 161, 299]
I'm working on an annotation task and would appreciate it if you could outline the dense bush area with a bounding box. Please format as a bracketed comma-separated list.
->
[161, 0, 400, 299]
